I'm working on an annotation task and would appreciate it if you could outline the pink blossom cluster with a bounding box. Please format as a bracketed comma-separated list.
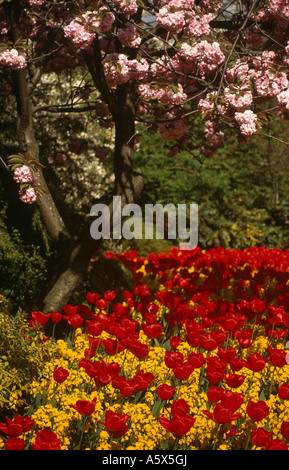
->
[138, 83, 187, 105]
[234, 110, 258, 136]
[64, 9, 115, 49]
[269, 0, 289, 20]
[19, 187, 40, 204]
[224, 87, 253, 109]
[157, 1, 212, 37]
[27, 0, 46, 7]
[158, 118, 187, 140]
[104, 55, 150, 86]
[254, 71, 287, 99]
[111, 0, 138, 15]
[13, 165, 40, 204]
[13, 165, 36, 184]
[128, 58, 149, 80]
[248, 51, 287, 99]
[177, 41, 225, 78]
[0, 49, 26, 70]
[117, 23, 141, 48]
[226, 60, 250, 84]
[103, 53, 130, 87]
[184, 14, 213, 37]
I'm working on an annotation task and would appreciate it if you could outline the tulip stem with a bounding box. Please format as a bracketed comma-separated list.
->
[245, 422, 253, 450]
[212, 424, 220, 450]
[78, 416, 87, 450]
[268, 366, 276, 398]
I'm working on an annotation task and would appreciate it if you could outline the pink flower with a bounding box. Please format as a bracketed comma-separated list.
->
[103, 53, 130, 87]
[13, 165, 37, 184]
[19, 187, 40, 204]
[157, 6, 185, 34]
[64, 10, 114, 49]
[234, 110, 258, 136]
[112, 0, 138, 15]
[224, 88, 253, 109]
[117, 23, 141, 48]
[0, 49, 26, 70]
[27, 0, 45, 6]
[184, 13, 213, 37]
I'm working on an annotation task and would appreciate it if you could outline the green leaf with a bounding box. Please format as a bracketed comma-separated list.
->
[152, 399, 164, 418]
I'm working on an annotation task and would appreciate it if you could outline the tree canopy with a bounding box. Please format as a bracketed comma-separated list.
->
[0, 0, 289, 312]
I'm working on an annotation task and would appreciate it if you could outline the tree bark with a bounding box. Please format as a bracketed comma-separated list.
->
[8, 1, 71, 245]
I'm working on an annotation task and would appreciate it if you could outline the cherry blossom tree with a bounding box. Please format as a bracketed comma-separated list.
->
[0, 0, 289, 312]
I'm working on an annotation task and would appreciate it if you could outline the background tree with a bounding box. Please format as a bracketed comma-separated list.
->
[0, 0, 289, 313]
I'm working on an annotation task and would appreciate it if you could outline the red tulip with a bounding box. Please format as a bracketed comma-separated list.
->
[207, 385, 224, 403]
[187, 351, 206, 369]
[32, 429, 62, 450]
[99, 410, 130, 438]
[225, 372, 245, 388]
[5, 437, 26, 450]
[281, 421, 289, 441]
[159, 414, 195, 437]
[268, 347, 287, 367]
[246, 352, 268, 372]
[203, 403, 242, 424]
[104, 290, 116, 301]
[133, 370, 155, 392]
[217, 346, 237, 363]
[112, 303, 130, 315]
[221, 390, 244, 412]
[53, 367, 70, 384]
[246, 400, 269, 421]
[171, 399, 190, 417]
[51, 312, 62, 323]
[206, 357, 226, 384]
[173, 362, 194, 380]
[0, 414, 35, 437]
[164, 351, 184, 369]
[86, 292, 100, 304]
[229, 357, 247, 371]
[64, 314, 83, 328]
[62, 304, 78, 315]
[70, 397, 97, 416]
[80, 359, 121, 387]
[157, 384, 176, 400]
[200, 333, 218, 351]
[102, 338, 125, 355]
[278, 383, 289, 399]
[142, 322, 163, 339]
[86, 320, 105, 336]
[251, 428, 272, 447]
[96, 298, 109, 310]
[31, 311, 51, 326]
[264, 439, 288, 450]
[126, 338, 149, 358]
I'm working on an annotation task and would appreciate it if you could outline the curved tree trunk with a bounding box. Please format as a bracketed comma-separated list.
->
[8, 1, 71, 245]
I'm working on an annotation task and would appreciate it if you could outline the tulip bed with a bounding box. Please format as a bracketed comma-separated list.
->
[1, 246, 289, 450]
